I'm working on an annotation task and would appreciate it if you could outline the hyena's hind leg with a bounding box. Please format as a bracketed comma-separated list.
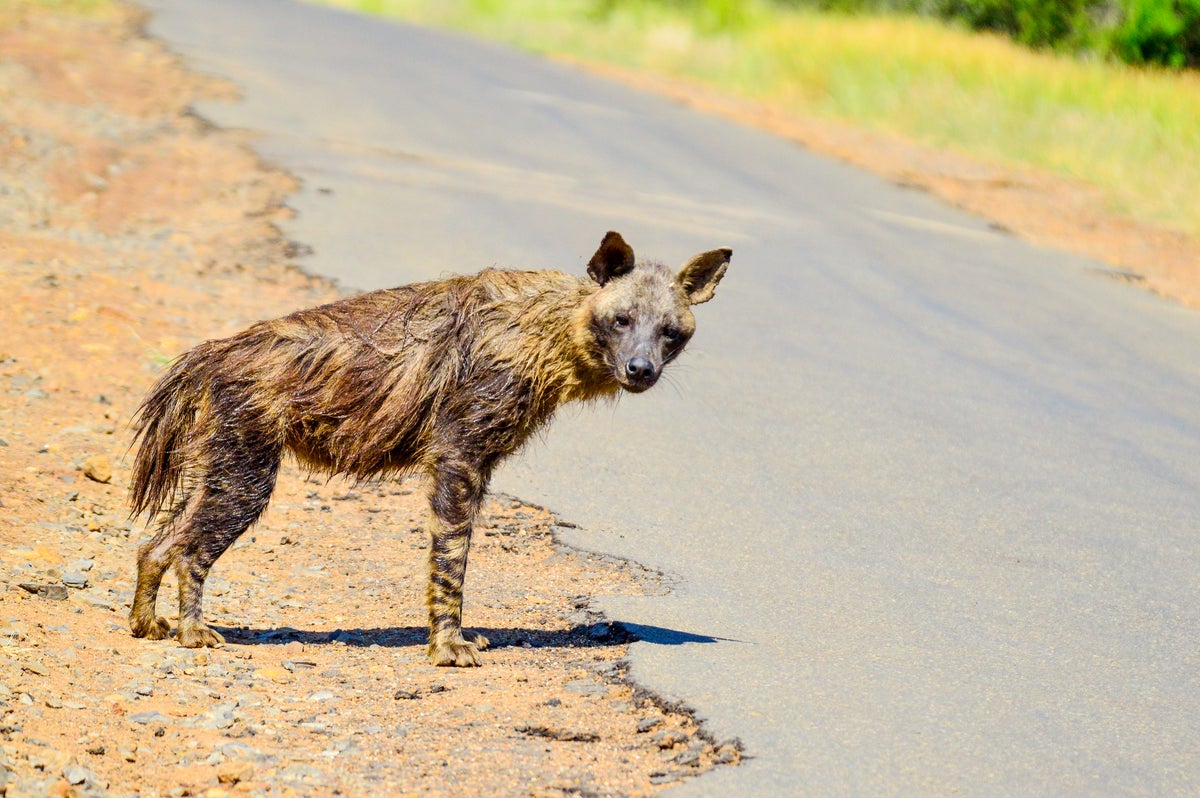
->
[130, 431, 281, 648]
[129, 494, 197, 641]
[426, 459, 490, 666]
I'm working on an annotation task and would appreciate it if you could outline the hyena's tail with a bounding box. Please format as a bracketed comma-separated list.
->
[128, 347, 214, 521]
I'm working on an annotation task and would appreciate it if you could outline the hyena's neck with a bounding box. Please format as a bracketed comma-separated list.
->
[482, 270, 618, 410]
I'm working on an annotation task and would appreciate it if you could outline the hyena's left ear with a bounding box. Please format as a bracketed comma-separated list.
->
[678, 248, 732, 305]
[587, 231, 636, 286]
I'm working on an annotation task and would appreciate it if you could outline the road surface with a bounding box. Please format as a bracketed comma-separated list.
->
[144, 1, 1200, 793]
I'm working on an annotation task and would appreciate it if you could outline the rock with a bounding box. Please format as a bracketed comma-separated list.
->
[649, 771, 685, 785]
[650, 729, 689, 749]
[715, 742, 740, 764]
[674, 749, 702, 767]
[62, 572, 88, 589]
[81, 594, 115, 611]
[252, 665, 292, 683]
[128, 710, 171, 725]
[192, 703, 237, 730]
[514, 725, 600, 743]
[305, 690, 335, 702]
[18, 582, 69, 600]
[82, 455, 112, 484]
[21, 659, 49, 676]
[637, 717, 664, 733]
[563, 678, 607, 698]
[63, 764, 96, 786]
[216, 760, 254, 784]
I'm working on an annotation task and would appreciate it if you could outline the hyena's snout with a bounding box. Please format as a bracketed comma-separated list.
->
[623, 356, 659, 392]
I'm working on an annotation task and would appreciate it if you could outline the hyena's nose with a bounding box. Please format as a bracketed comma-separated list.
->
[625, 357, 656, 382]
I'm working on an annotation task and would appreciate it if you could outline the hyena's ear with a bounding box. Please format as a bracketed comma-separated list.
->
[587, 231, 636, 286]
[678, 247, 732, 305]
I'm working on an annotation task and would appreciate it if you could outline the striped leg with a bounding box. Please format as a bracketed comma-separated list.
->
[174, 436, 280, 648]
[426, 459, 489, 666]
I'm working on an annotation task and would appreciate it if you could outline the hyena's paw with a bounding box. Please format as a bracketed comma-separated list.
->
[428, 635, 487, 667]
[176, 623, 225, 649]
[130, 614, 171, 641]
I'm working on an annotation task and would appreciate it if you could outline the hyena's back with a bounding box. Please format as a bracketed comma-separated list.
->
[129, 269, 595, 520]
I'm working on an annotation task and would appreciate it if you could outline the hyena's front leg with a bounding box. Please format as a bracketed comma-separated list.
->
[426, 460, 490, 666]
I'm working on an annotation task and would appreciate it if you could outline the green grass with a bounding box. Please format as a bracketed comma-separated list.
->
[316, 0, 1200, 238]
[1, 0, 114, 26]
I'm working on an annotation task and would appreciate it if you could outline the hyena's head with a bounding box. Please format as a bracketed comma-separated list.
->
[583, 231, 730, 394]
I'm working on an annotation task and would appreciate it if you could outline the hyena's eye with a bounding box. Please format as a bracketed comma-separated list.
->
[613, 314, 631, 330]
[662, 325, 680, 341]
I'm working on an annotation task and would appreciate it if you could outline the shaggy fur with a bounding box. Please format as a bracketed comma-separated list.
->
[128, 231, 730, 665]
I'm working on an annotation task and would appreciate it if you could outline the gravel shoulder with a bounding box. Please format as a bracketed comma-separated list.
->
[0, 4, 737, 796]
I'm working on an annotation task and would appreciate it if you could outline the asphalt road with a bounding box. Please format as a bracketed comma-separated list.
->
[144, 1, 1200, 793]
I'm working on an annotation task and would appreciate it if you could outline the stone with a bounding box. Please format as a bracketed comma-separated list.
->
[563, 678, 607, 698]
[18, 582, 68, 600]
[62, 572, 88, 589]
[82, 455, 112, 484]
[128, 711, 171, 725]
[637, 717, 664, 733]
[650, 729, 689, 749]
[216, 760, 254, 784]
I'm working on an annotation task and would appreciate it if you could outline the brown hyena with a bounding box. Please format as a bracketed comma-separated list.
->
[128, 231, 730, 666]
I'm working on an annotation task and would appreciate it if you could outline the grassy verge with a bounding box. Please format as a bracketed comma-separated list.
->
[315, 0, 1200, 239]
[1, 0, 113, 26]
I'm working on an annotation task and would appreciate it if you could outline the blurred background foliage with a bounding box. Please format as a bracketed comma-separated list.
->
[595, 0, 1200, 68]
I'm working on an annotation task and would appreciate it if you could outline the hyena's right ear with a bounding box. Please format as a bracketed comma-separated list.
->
[587, 231, 636, 286]
[678, 247, 732, 305]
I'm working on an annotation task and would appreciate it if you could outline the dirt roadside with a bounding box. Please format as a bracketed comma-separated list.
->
[0, 4, 738, 796]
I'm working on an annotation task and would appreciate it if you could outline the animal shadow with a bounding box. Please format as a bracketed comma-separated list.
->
[211, 621, 722, 650]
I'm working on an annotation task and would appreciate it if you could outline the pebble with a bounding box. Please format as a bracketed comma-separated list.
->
[82, 454, 112, 484]
[650, 729, 689, 749]
[63, 764, 96, 786]
[217, 760, 254, 785]
[17, 582, 68, 601]
[128, 711, 171, 725]
[637, 717, 664, 733]
[21, 659, 49, 676]
[62, 572, 89, 589]
[563, 678, 607, 698]
[193, 704, 237, 730]
[81, 594, 115, 611]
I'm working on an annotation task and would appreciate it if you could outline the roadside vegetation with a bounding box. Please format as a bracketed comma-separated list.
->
[1, 0, 112, 19]
[318, 0, 1200, 240]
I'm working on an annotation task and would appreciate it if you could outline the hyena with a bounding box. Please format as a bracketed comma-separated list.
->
[128, 231, 730, 666]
